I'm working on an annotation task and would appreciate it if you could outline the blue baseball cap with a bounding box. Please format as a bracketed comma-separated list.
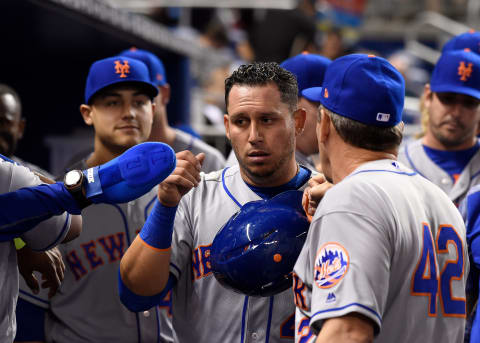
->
[280, 52, 331, 100]
[442, 30, 480, 55]
[84, 56, 158, 104]
[430, 49, 480, 100]
[119, 47, 168, 86]
[302, 54, 405, 127]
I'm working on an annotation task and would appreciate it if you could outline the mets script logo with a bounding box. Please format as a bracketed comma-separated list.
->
[458, 61, 473, 82]
[314, 242, 349, 289]
[114, 60, 130, 78]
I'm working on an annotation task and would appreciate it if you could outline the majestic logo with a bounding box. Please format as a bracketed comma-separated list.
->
[314, 242, 349, 289]
[114, 60, 130, 78]
[324, 88, 329, 98]
[87, 168, 95, 184]
[326, 292, 337, 303]
[458, 61, 473, 82]
[376, 113, 390, 122]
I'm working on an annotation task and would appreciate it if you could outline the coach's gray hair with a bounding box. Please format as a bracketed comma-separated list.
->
[321, 105, 403, 152]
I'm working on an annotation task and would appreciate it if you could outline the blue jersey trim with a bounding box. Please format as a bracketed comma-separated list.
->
[222, 168, 242, 208]
[144, 195, 157, 220]
[240, 296, 249, 343]
[0, 153, 16, 164]
[170, 262, 181, 277]
[311, 302, 382, 323]
[265, 296, 274, 343]
[135, 312, 141, 342]
[471, 169, 480, 182]
[351, 169, 417, 177]
[404, 145, 425, 178]
[34, 213, 70, 252]
[112, 204, 131, 245]
[111, 204, 141, 341]
[19, 289, 50, 305]
[155, 307, 160, 343]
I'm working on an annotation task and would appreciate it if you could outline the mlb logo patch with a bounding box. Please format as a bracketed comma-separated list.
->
[376, 113, 390, 122]
[314, 242, 349, 289]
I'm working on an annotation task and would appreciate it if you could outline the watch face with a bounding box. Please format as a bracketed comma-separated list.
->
[65, 170, 82, 187]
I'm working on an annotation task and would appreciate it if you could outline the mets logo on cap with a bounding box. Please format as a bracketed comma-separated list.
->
[314, 242, 349, 289]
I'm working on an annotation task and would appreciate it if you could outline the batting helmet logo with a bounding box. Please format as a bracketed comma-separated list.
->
[210, 190, 310, 297]
[314, 242, 349, 289]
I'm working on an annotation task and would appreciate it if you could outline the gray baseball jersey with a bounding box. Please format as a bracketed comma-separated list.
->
[18, 141, 224, 342]
[169, 164, 311, 343]
[18, 159, 166, 343]
[226, 149, 318, 172]
[293, 159, 468, 343]
[0, 157, 70, 343]
[398, 139, 480, 205]
[173, 128, 226, 172]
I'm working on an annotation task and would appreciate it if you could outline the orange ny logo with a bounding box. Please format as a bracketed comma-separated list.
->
[114, 60, 130, 78]
[458, 61, 473, 81]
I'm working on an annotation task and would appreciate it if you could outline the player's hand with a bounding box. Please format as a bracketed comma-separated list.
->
[157, 151, 205, 207]
[17, 246, 65, 298]
[302, 173, 333, 220]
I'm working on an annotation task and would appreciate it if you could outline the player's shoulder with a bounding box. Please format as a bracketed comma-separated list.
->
[321, 160, 415, 209]
[0, 154, 41, 192]
[398, 138, 423, 161]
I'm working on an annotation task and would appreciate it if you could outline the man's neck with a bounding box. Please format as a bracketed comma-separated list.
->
[86, 139, 125, 168]
[330, 145, 396, 184]
[240, 159, 299, 188]
[422, 133, 477, 151]
[148, 111, 176, 145]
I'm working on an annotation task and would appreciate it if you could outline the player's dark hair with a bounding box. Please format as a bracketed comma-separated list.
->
[225, 62, 298, 112]
[321, 105, 403, 152]
[0, 84, 22, 114]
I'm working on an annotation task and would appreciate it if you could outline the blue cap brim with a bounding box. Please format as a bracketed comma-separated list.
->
[431, 84, 480, 101]
[87, 80, 158, 104]
[301, 87, 323, 102]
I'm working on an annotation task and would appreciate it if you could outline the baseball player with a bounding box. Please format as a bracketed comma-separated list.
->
[15, 56, 176, 342]
[119, 47, 226, 172]
[119, 62, 313, 342]
[442, 30, 480, 55]
[398, 49, 480, 206]
[119, 47, 227, 342]
[295, 54, 468, 342]
[460, 185, 480, 343]
[0, 84, 53, 176]
[0, 159, 79, 343]
[226, 52, 331, 172]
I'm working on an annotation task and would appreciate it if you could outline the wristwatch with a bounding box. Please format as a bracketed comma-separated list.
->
[63, 170, 91, 209]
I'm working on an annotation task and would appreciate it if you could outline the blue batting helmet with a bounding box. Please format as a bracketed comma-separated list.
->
[210, 190, 310, 297]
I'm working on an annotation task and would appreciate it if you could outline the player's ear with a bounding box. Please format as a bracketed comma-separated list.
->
[423, 84, 433, 107]
[224, 114, 231, 140]
[80, 104, 94, 126]
[318, 107, 331, 144]
[17, 118, 26, 139]
[293, 108, 306, 136]
[158, 84, 171, 105]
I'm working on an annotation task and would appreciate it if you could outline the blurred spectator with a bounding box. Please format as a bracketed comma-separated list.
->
[388, 50, 430, 97]
[250, 0, 317, 62]
[0, 84, 52, 176]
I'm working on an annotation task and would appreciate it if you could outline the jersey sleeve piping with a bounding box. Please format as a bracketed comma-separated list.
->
[170, 262, 181, 279]
[19, 289, 50, 307]
[28, 213, 71, 251]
